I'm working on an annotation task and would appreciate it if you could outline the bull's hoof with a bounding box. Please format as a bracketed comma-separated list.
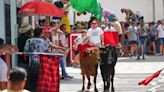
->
[112, 87, 115, 92]
[104, 90, 109, 92]
[78, 90, 84, 92]
[95, 88, 98, 92]
[87, 83, 91, 89]
[81, 87, 85, 92]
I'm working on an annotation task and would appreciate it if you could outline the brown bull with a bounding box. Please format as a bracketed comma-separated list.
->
[79, 47, 100, 92]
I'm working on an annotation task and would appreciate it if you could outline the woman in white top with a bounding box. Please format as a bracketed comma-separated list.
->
[50, 20, 63, 47]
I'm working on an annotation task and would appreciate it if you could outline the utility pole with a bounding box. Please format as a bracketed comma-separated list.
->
[152, 0, 155, 21]
[0, 0, 5, 40]
[163, 0, 164, 19]
[10, 0, 18, 67]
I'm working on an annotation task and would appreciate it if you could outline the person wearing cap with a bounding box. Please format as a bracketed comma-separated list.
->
[108, 14, 124, 56]
[42, 28, 66, 52]
[74, 29, 87, 49]
[2, 67, 29, 92]
[17, 22, 32, 70]
[74, 29, 87, 66]
[84, 20, 104, 47]
[24, 28, 49, 91]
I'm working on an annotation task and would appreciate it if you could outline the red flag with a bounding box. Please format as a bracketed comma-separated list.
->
[138, 68, 164, 86]
[104, 32, 119, 46]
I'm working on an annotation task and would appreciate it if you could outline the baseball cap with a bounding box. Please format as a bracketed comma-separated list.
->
[81, 29, 87, 33]
[42, 27, 51, 33]
[108, 14, 116, 22]
[92, 20, 98, 24]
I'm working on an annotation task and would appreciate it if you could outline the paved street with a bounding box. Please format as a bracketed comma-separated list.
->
[60, 56, 164, 92]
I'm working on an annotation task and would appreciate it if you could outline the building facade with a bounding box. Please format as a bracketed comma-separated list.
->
[76, 0, 164, 22]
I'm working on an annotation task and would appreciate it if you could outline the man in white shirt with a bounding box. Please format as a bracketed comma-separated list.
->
[157, 20, 164, 55]
[85, 20, 104, 47]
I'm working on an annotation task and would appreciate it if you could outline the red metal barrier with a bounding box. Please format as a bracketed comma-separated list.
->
[68, 32, 81, 64]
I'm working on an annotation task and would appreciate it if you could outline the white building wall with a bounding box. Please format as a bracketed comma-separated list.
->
[155, 0, 164, 21]
[76, 0, 163, 22]
[0, 0, 6, 40]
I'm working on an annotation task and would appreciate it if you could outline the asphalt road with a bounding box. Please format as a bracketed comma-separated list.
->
[60, 56, 164, 92]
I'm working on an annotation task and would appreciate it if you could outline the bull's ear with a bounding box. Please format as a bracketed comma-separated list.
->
[105, 46, 109, 51]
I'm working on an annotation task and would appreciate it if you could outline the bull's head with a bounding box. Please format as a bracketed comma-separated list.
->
[99, 46, 116, 64]
[86, 47, 100, 59]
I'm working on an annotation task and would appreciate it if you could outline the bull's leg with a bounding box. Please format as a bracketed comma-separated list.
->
[94, 65, 98, 92]
[104, 74, 110, 92]
[111, 68, 115, 92]
[102, 74, 107, 92]
[86, 76, 91, 90]
[103, 82, 106, 92]
[94, 75, 98, 92]
[106, 80, 110, 92]
[82, 74, 85, 91]
[104, 81, 108, 92]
